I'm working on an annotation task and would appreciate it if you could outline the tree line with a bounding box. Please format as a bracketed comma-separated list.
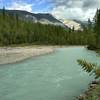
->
[88, 9, 100, 50]
[77, 9, 100, 79]
[0, 8, 99, 47]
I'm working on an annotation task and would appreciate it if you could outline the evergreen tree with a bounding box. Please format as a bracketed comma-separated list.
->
[77, 59, 100, 79]
[2, 6, 6, 20]
[15, 14, 19, 27]
[94, 9, 100, 48]
[0, 8, 97, 46]
[72, 26, 75, 32]
[88, 18, 92, 32]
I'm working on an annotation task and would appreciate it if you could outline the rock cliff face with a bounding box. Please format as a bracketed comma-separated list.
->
[62, 19, 82, 30]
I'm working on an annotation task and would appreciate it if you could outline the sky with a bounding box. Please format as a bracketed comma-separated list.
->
[0, 0, 100, 21]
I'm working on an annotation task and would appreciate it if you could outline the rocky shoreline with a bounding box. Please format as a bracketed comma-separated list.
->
[76, 80, 100, 100]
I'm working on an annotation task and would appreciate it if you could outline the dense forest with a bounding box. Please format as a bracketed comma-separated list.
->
[0, 8, 99, 48]
[87, 9, 100, 50]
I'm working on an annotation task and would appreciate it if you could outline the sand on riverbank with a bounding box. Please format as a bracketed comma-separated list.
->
[0, 46, 55, 65]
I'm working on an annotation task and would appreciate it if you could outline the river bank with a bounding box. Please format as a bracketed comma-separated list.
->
[87, 45, 100, 55]
[0, 46, 98, 100]
[77, 47, 100, 100]
[0, 45, 85, 65]
[77, 81, 100, 100]
[0, 46, 55, 65]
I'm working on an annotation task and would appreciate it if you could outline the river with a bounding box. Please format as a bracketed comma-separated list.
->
[0, 47, 99, 100]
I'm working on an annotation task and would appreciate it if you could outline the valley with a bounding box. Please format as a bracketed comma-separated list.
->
[0, 3, 100, 100]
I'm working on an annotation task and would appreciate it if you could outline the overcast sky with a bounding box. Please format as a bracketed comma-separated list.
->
[0, 0, 100, 21]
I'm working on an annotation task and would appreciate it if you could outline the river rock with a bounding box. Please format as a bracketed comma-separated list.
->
[92, 81, 100, 84]
[78, 94, 86, 100]
[90, 84, 96, 89]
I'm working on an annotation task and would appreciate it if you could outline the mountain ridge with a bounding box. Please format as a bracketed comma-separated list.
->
[0, 9, 65, 26]
[0, 9, 86, 30]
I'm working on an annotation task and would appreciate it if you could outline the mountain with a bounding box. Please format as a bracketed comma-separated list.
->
[73, 20, 89, 27]
[60, 19, 83, 30]
[0, 9, 64, 26]
[0, 9, 88, 30]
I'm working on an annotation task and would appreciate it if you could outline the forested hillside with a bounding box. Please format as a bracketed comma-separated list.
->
[0, 8, 99, 46]
[88, 9, 100, 50]
[0, 9, 64, 26]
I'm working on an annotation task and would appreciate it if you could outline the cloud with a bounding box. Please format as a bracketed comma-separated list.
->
[50, 0, 100, 21]
[83, 0, 100, 9]
[7, 2, 33, 12]
[51, 6, 96, 21]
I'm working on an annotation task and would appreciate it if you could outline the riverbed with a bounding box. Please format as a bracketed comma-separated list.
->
[0, 47, 99, 100]
[0, 46, 54, 64]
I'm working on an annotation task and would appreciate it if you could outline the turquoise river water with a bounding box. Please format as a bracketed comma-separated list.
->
[0, 47, 100, 100]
